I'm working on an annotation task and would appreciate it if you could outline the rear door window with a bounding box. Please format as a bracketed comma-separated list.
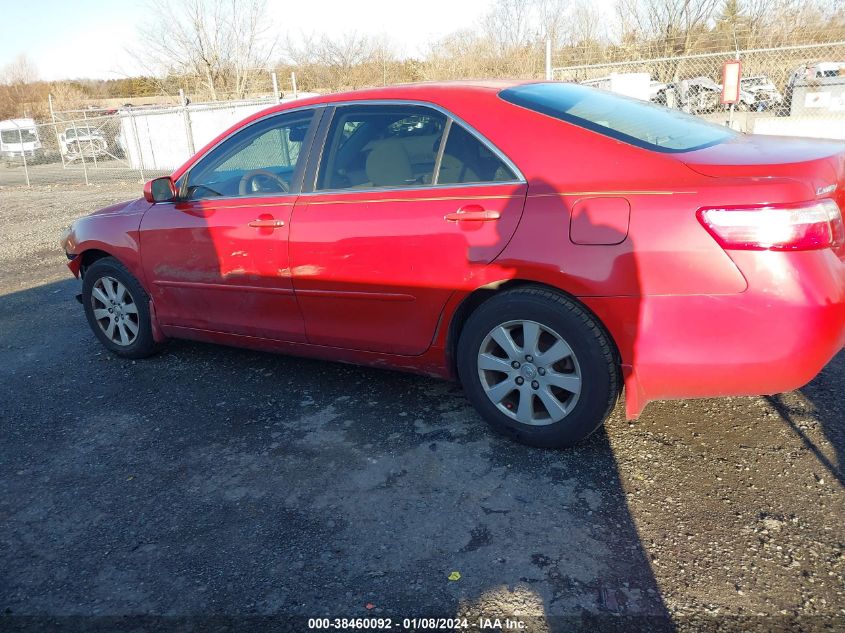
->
[437, 123, 518, 185]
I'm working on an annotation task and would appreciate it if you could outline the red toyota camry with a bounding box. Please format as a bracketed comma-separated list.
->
[61, 81, 845, 448]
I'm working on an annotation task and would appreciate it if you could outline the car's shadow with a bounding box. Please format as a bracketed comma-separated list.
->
[0, 279, 673, 632]
[767, 353, 845, 488]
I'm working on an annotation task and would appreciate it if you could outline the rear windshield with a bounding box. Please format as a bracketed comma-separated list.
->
[499, 82, 736, 153]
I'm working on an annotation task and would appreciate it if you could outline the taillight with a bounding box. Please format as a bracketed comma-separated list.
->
[698, 199, 845, 251]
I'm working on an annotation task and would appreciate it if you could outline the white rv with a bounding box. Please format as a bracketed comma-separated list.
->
[0, 118, 42, 161]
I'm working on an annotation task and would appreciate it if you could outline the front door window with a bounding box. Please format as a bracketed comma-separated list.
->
[183, 111, 314, 200]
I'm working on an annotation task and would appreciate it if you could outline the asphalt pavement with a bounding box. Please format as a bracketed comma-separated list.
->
[1, 184, 843, 632]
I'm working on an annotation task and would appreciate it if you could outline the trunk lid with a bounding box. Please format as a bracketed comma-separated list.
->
[681, 134, 845, 192]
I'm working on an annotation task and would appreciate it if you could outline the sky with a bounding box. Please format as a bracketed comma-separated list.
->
[0, 0, 494, 81]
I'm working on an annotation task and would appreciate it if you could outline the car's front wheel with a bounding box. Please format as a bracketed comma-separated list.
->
[457, 287, 620, 448]
[82, 257, 157, 359]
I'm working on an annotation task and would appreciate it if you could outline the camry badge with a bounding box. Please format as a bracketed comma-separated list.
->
[817, 183, 836, 196]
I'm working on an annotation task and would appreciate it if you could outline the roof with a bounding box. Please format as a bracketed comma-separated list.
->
[272, 80, 530, 112]
[171, 80, 544, 180]
[0, 118, 37, 130]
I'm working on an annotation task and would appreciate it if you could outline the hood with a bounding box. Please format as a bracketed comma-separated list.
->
[67, 134, 106, 142]
[680, 134, 845, 192]
[744, 84, 777, 93]
[89, 198, 140, 216]
[690, 77, 721, 89]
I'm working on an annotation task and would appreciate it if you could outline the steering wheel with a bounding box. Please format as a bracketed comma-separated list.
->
[238, 169, 290, 195]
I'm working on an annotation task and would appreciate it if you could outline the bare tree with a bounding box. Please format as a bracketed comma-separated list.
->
[484, 0, 539, 49]
[553, 0, 608, 66]
[136, 0, 276, 100]
[0, 54, 41, 119]
[422, 29, 495, 80]
[537, 0, 569, 44]
[283, 32, 400, 91]
[756, 0, 845, 45]
[567, 1, 606, 45]
[2, 54, 39, 86]
[616, 0, 722, 59]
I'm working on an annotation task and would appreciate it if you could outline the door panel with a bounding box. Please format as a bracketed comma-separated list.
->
[289, 183, 528, 355]
[139, 108, 319, 342]
[140, 196, 304, 341]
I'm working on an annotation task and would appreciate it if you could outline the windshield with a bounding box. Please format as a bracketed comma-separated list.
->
[65, 128, 96, 139]
[499, 82, 737, 153]
[1, 129, 37, 144]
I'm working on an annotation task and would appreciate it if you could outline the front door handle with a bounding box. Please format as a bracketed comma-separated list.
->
[248, 218, 285, 228]
[444, 205, 500, 222]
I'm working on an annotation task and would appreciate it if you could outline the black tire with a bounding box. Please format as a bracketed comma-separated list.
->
[457, 286, 620, 448]
[82, 257, 158, 359]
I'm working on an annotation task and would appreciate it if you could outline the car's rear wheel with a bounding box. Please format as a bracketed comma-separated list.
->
[457, 287, 620, 448]
[82, 257, 157, 359]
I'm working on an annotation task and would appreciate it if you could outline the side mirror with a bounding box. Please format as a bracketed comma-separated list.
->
[143, 176, 177, 203]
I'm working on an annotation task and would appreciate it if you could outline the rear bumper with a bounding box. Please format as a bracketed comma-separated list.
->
[582, 249, 845, 418]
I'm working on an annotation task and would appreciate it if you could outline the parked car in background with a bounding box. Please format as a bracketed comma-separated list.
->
[0, 118, 43, 162]
[655, 77, 722, 113]
[652, 74, 782, 113]
[784, 62, 845, 115]
[61, 81, 845, 448]
[738, 75, 784, 111]
[648, 80, 667, 102]
[804, 61, 845, 79]
[59, 126, 109, 162]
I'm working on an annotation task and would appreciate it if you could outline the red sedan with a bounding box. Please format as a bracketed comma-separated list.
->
[61, 81, 845, 448]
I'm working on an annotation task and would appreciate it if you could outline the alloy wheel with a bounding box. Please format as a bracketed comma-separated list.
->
[90, 275, 140, 346]
[477, 319, 581, 426]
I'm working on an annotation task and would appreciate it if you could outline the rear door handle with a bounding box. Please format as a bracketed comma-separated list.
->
[444, 205, 500, 222]
[248, 218, 285, 228]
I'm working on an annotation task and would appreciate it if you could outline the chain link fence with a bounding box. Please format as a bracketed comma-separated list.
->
[6, 43, 845, 187]
[553, 40, 845, 138]
[0, 89, 314, 189]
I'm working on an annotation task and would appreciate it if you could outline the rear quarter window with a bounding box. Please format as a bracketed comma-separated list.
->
[499, 82, 737, 153]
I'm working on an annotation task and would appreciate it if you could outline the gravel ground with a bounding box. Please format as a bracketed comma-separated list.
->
[0, 184, 843, 632]
[0, 160, 163, 189]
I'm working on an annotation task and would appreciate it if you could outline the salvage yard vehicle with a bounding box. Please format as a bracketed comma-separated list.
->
[803, 61, 845, 79]
[61, 81, 845, 448]
[651, 75, 782, 112]
[0, 118, 43, 162]
[59, 126, 109, 162]
[654, 76, 722, 113]
[784, 62, 845, 116]
[739, 75, 783, 110]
